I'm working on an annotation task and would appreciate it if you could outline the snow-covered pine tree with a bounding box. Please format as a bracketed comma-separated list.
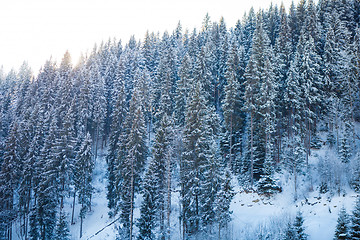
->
[334, 206, 350, 240]
[88, 55, 106, 160]
[151, 113, 174, 239]
[298, 33, 322, 165]
[352, 153, 360, 193]
[200, 139, 222, 235]
[257, 154, 281, 196]
[117, 88, 147, 240]
[106, 76, 127, 218]
[174, 53, 192, 127]
[293, 211, 307, 240]
[222, 39, 245, 173]
[55, 106, 76, 210]
[74, 133, 93, 238]
[215, 167, 235, 240]
[339, 130, 352, 164]
[283, 211, 307, 240]
[243, 11, 276, 185]
[98, 40, 119, 140]
[54, 211, 70, 240]
[273, 3, 293, 164]
[153, 32, 178, 125]
[33, 117, 58, 240]
[283, 221, 295, 240]
[242, 7, 256, 60]
[181, 81, 222, 237]
[0, 123, 21, 240]
[137, 166, 157, 240]
[350, 197, 360, 239]
[192, 45, 214, 107]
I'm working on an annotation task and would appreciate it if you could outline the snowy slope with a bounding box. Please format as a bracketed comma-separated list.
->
[230, 188, 357, 240]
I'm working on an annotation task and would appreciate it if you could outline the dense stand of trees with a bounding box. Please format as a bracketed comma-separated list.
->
[0, 0, 360, 239]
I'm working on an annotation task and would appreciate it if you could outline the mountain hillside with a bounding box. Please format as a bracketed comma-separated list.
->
[1, 0, 360, 239]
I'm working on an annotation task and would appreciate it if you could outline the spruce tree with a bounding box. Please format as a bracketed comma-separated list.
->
[293, 211, 307, 240]
[334, 206, 350, 240]
[0, 123, 21, 240]
[181, 82, 221, 237]
[215, 168, 235, 239]
[174, 53, 192, 127]
[283, 211, 307, 240]
[222, 40, 244, 172]
[54, 211, 70, 240]
[117, 89, 147, 240]
[74, 133, 94, 238]
[107, 78, 127, 217]
[257, 154, 281, 196]
[243, 11, 276, 185]
[137, 167, 157, 240]
[350, 197, 360, 239]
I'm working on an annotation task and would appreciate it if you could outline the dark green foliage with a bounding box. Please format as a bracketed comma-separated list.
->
[257, 156, 281, 196]
[310, 134, 322, 149]
[54, 211, 70, 240]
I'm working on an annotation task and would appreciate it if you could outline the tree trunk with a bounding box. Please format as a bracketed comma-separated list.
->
[250, 111, 254, 187]
[80, 216, 83, 239]
[229, 116, 233, 170]
[25, 188, 31, 240]
[218, 222, 221, 240]
[129, 157, 134, 240]
[294, 158, 297, 201]
[95, 124, 99, 163]
[71, 191, 76, 225]
[167, 153, 171, 240]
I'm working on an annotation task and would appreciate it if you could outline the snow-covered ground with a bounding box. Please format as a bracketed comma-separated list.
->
[230, 187, 357, 240]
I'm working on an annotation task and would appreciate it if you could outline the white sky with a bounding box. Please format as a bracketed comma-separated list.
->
[0, 0, 296, 74]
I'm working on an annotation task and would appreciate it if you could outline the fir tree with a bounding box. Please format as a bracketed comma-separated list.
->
[117, 89, 147, 240]
[54, 211, 70, 240]
[174, 54, 192, 127]
[243, 12, 276, 184]
[137, 167, 157, 240]
[350, 197, 360, 239]
[293, 211, 307, 240]
[334, 206, 350, 240]
[222, 40, 245, 172]
[74, 133, 94, 238]
[257, 154, 281, 196]
[107, 78, 127, 217]
[215, 168, 235, 240]
[181, 82, 221, 237]
[351, 153, 360, 193]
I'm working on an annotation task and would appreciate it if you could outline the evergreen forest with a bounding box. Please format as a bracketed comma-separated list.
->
[1, 0, 360, 239]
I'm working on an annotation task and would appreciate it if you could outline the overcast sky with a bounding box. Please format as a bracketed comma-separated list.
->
[0, 0, 296, 74]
